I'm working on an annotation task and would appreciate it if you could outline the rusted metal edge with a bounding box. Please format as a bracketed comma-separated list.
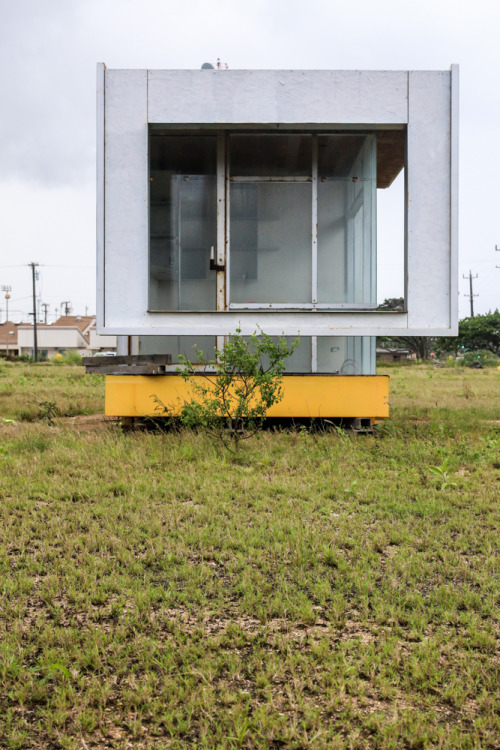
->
[85, 364, 170, 375]
[84, 354, 172, 375]
[82, 354, 172, 367]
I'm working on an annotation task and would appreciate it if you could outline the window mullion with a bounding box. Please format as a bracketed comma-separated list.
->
[311, 336, 318, 373]
[216, 132, 226, 355]
[312, 134, 318, 306]
[216, 133, 226, 318]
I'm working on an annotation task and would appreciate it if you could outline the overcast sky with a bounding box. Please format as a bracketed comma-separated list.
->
[0, 0, 499, 323]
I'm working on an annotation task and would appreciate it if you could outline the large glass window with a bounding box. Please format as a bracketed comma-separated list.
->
[229, 135, 313, 305]
[139, 334, 217, 362]
[149, 130, 377, 312]
[317, 336, 375, 374]
[230, 182, 312, 304]
[146, 130, 391, 375]
[227, 132, 375, 309]
[149, 135, 217, 311]
[317, 135, 376, 306]
[137, 334, 375, 374]
[229, 134, 311, 177]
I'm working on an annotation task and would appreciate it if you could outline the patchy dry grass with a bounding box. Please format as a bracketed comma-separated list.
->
[0, 361, 103, 422]
[0, 361, 499, 748]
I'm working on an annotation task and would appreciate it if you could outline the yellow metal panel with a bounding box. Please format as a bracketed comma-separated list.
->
[105, 375, 389, 419]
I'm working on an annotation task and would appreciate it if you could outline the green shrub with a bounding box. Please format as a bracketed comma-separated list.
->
[161, 330, 298, 450]
[463, 349, 500, 367]
[54, 351, 83, 365]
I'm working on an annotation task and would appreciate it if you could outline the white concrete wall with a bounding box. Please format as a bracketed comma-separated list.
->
[18, 327, 88, 351]
[88, 330, 117, 350]
[98, 66, 458, 337]
[147, 70, 408, 125]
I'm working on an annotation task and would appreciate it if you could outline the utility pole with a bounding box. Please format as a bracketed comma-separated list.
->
[42, 303, 49, 324]
[463, 270, 478, 318]
[30, 262, 39, 361]
[1, 286, 11, 323]
[61, 301, 71, 316]
[2, 286, 12, 358]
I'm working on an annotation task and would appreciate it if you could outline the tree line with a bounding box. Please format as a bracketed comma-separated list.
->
[378, 299, 500, 360]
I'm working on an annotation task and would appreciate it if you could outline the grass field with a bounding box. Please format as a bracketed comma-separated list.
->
[0, 361, 499, 749]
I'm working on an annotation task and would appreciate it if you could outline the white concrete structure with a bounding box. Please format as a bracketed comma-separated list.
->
[18, 324, 90, 357]
[97, 66, 458, 343]
[17, 316, 117, 358]
[88, 327, 117, 352]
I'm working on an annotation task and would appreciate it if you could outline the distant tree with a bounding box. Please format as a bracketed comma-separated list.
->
[438, 310, 500, 356]
[378, 297, 405, 312]
[377, 298, 433, 360]
[388, 335, 431, 361]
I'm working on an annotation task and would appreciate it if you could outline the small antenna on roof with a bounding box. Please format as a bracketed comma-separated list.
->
[201, 60, 228, 70]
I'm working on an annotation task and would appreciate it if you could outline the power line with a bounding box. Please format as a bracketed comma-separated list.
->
[43, 264, 94, 269]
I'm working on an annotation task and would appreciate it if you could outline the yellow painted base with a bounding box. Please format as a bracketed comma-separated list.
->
[105, 374, 389, 419]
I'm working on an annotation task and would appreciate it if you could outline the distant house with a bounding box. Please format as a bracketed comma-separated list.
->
[376, 347, 415, 363]
[0, 321, 19, 358]
[17, 316, 117, 358]
[87, 320, 117, 353]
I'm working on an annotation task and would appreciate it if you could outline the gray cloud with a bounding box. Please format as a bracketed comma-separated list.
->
[0, 0, 94, 186]
[1, 0, 499, 317]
